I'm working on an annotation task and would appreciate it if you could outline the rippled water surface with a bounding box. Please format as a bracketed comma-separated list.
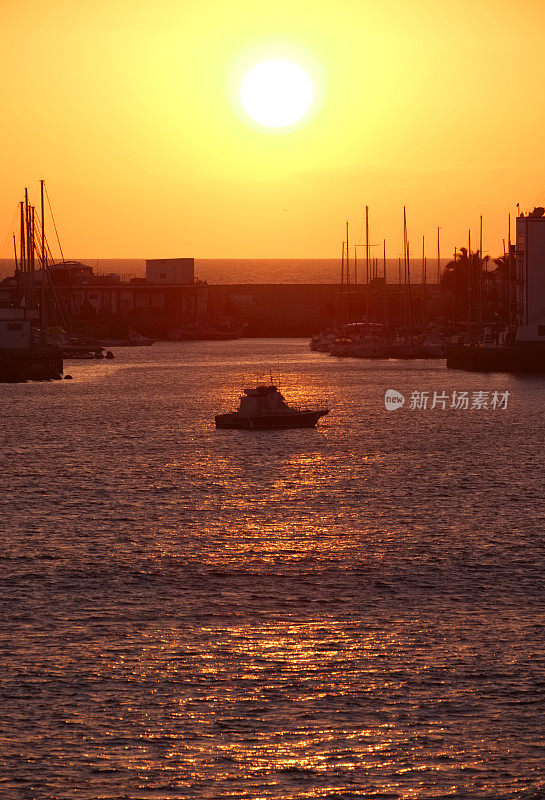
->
[1, 340, 544, 799]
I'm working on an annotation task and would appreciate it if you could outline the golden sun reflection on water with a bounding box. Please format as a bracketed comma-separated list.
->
[64, 565, 530, 800]
[3, 344, 544, 799]
[87, 614, 483, 797]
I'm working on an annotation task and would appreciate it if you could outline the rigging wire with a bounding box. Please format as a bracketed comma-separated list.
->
[31, 213, 71, 329]
[0, 204, 21, 274]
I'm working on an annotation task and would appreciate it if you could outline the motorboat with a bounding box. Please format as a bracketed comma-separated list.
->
[97, 330, 154, 347]
[310, 330, 337, 351]
[390, 337, 423, 359]
[344, 335, 390, 359]
[215, 384, 329, 430]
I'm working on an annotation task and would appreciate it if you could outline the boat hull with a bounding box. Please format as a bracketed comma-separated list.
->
[62, 341, 105, 358]
[215, 410, 329, 429]
[0, 346, 63, 382]
[97, 339, 154, 347]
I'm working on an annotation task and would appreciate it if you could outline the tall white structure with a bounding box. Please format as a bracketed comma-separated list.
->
[145, 258, 194, 285]
[515, 208, 545, 343]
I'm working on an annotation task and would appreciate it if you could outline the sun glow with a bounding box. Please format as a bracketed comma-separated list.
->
[239, 59, 314, 129]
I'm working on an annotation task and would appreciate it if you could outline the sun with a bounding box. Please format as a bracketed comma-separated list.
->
[239, 59, 314, 129]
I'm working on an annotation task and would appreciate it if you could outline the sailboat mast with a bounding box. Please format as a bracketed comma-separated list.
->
[468, 228, 472, 334]
[365, 206, 369, 319]
[384, 239, 388, 330]
[453, 246, 457, 328]
[340, 240, 345, 321]
[19, 200, 25, 275]
[354, 245, 358, 319]
[407, 239, 414, 344]
[403, 206, 408, 326]
[346, 221, 349, 322]
[479, 214, 483, 327]
[40, 180, 47, 330]
[508, 212, 512, 326]
[31, 207, 35, 274]
[25, 189, 30, 276]
[40, 181, 46, 269]
[422, 235, 426, 327]
[437, 227, 440, 285]
[13, 234, 18, 271]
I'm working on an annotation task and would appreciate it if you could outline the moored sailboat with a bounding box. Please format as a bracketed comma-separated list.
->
[0, 182, 63, 381]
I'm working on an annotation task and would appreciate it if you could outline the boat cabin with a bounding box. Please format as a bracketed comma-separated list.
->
[238, 385, 290, 415]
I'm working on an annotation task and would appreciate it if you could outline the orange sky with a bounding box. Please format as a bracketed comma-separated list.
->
[2, 0, 545, 260]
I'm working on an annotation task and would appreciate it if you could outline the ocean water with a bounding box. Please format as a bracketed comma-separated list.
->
[1, 340, 544, 800]
[0, 258, 443, 284]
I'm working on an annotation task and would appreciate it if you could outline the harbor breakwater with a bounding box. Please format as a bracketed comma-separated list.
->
[208, 283, 446, 337]
[84, 283, 445, 338]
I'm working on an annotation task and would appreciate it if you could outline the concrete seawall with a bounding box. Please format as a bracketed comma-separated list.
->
[60, 282, 446, 339]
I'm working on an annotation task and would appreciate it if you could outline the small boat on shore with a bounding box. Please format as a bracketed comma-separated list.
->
[215, 384, 329, 429]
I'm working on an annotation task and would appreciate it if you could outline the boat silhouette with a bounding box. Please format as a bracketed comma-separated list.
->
[215, 384, 329, 429]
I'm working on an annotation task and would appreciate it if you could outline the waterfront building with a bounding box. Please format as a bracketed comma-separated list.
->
[516, 207, 545, 343]
[0, 258, 208, 338]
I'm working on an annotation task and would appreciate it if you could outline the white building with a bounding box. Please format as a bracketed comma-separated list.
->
[145, 258, 194, 285]
[516, 208, 545, 343]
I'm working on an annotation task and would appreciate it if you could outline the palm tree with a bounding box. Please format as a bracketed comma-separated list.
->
[489, 254, 517, 324]
[440, 247, 487, 328]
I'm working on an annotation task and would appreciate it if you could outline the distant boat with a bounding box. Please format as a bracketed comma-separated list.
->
[170, 319, 247, 341]
[390, 337, 423, 359]
[215, 384, 329, 429]
[348, 336, 390, 359]
[45, 328, 106, 358]
[0, 183, 63, 381]
[420, 333, 446, 358]
[97, 330, 154, 347]
[62, 340, 105, 359]
[310, 329, 337, 351]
